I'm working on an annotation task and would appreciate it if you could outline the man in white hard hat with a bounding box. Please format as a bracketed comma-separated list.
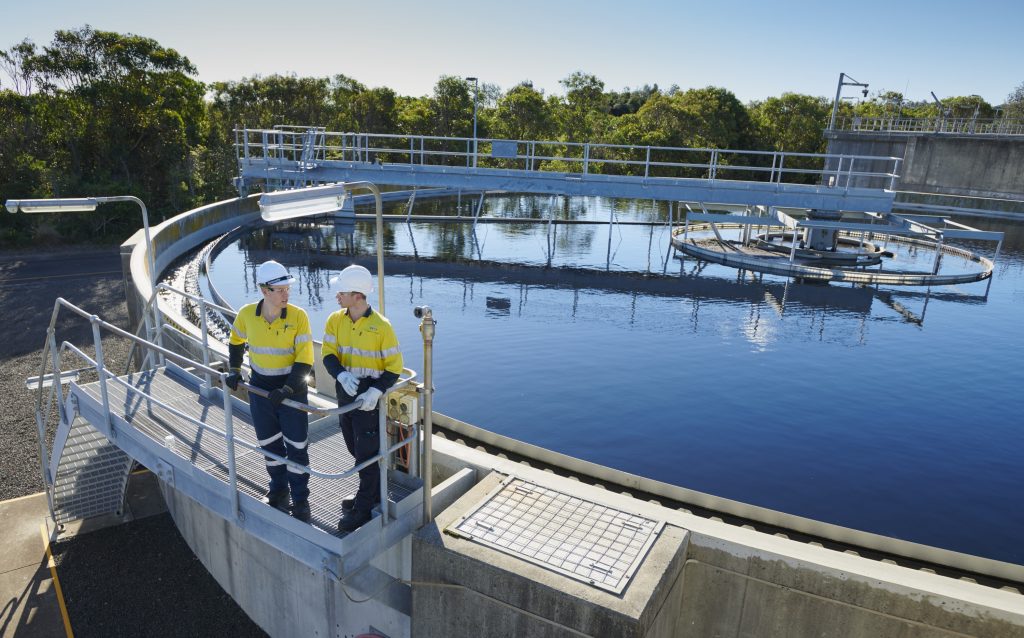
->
[226, 260, 315, 522]
[322, 264, 403, 532]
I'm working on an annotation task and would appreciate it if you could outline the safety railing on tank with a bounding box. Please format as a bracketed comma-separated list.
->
[30, 295, 421, 531]
[234, 126, 904, 190]
[833, 116, 1024, 136]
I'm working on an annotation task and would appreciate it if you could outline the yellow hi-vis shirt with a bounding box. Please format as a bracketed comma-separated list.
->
[230, 301, 314, 377]
[322, 308, 403, 380]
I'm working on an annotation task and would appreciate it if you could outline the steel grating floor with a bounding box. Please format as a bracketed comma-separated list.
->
[448, 477, 664, 594]
[78, 369, 414, 536]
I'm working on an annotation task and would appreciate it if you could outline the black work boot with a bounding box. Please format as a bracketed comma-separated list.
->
[263, 489, 289, 512]
[291, 500, 312, 523]
[341, 497, 355, 512]
[337, 508, 372, 533]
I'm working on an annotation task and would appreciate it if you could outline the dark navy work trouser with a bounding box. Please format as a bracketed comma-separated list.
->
[337, 380, 381, 513]
[249, 373, 310, 503]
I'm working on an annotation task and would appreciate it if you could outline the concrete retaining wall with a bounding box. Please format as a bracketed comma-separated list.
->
[161, 481, 411, 638]
[825, 131, 1024, 208]
[414, 438, 1024, 638]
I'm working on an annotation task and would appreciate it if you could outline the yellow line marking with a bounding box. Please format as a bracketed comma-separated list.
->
[39, 523, 75, 638]
[0, 270, 121, 284]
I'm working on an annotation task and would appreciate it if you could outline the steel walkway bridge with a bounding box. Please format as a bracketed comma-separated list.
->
[234, 126, 901, 213]
[32, 293, 424, 582]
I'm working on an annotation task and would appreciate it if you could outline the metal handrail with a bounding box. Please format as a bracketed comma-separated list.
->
[234, 127, 903, 186]
[833, 116, 1024, 136]
[36, 296, 422, 527]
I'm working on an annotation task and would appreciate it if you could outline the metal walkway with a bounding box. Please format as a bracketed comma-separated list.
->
[234, 127, 901, 213]
[34, 296, 424, 580]
[71, 366, 415, 535]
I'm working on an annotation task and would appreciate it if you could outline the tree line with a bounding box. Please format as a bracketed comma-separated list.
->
[2, 26, 1022, 245]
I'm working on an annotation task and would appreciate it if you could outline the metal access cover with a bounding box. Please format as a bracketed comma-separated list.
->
[448, 477, 663, 594]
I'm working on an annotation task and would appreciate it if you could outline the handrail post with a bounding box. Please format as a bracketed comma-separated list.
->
[417, 306, 436, 525]
[221, 374, 242, 520]
[583, 143, 590, 175]
[644, 146, 651, 178]
[378, 396, 389, 527]
[91, 316, 114, 437]
[199, 297, 212, 389]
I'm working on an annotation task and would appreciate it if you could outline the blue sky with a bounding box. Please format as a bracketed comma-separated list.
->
[3, 0, 1022, 105]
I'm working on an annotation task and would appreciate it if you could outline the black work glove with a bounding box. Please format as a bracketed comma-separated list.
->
[268, 385, 294, 407]
[225, 368, 244, 391]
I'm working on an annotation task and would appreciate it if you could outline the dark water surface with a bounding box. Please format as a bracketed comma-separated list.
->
[207, 195, 1024, 565]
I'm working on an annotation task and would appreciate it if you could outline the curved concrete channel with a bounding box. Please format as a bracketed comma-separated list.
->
[116, 193, 1023, 637]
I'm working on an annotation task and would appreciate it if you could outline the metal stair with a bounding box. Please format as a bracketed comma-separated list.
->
[49, 418, 133, 524]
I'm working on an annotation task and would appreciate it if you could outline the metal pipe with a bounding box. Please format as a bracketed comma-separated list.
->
[90, 316, 113, 436]
[342, 182, 386, 315]
[378, 401, 389, 527]
[222, 373, 241, 520]
[199, 298, 211, 388]
[417, 305, 436, 525]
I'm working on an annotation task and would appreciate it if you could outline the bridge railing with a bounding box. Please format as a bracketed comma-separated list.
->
[832, 116, 1024, 136]
[235, 126, 903, 190]
[34, 295, 420, 529]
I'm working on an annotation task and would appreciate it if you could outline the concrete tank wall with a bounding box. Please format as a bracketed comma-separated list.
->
[825, 131, 1024, 203]
[413, 439, 1024, 638]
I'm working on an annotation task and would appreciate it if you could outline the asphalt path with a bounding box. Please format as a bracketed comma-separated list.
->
[1, 246, 265, 637]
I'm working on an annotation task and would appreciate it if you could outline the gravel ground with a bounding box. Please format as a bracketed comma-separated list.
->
[1, 245, 265, 637]
[0, 246, 132, 501]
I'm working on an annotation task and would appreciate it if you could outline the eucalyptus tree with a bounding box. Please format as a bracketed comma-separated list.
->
[492, 82, 554, 141]
[2, 26, 206, 240]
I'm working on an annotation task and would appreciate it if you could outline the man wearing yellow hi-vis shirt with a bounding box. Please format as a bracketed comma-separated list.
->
[226, 260, 315, 523]
[322, 265, 403, 532]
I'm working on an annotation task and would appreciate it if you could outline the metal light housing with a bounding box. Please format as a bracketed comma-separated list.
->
[258, 183, 348, 222]
[6, 198, 101, 213]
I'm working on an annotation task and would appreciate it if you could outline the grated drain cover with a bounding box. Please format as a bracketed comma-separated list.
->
[448, 477, 663, 593]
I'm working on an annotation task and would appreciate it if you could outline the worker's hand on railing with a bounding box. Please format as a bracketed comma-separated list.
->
[337, 370, 359, 396]
[268, 385, 294, 407]
[354, 387, 383, 411]
[225, 368, 245, 391]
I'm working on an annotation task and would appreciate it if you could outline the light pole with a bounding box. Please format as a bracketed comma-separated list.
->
[6, 196, 155, 288]
[258, 181, 387, 314]
[6, 194, 163, 362]
[465, 76, 479, 168]
[829, 73, 869, 130]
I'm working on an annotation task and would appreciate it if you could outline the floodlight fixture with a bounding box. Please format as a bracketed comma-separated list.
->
[829, 72, 870, 130]
[6, 198, 100, 213]
[258, 183, 348, 222]
[258, 181, 388, 314]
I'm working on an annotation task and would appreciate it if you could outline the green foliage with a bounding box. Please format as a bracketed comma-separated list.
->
[1006, 82, 1024, 119]
[6, 25, 1020, 249]
[492, 83, 554, 140]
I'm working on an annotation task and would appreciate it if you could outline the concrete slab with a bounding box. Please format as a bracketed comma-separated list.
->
[0, 494, 68, 638]
[0, 494, 51, 573]
[0, 564, 67, 638]
[412, 471, 690, 638]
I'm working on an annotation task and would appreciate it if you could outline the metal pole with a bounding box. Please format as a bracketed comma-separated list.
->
[199, 298, 211, 389]
[91, 317, 113, 436]
[829, 73, 846, 131]
[472, 79, 479, 168]
[222, 374, 242, 520]
[342, 182, 387, 315]
[378, 401, 389, 527]
[418, 306, 436, 525]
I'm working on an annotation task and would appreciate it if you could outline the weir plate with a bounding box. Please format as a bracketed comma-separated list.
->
[447, 477, 663, 594]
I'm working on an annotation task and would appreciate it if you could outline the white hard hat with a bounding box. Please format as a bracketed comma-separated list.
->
[331, 265, 374, 296]
[256, 260, 296, 287]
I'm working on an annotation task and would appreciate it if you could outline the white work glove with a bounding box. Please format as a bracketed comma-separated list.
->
[337, 370, 359, 396]
[355, 387, 383, 411]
